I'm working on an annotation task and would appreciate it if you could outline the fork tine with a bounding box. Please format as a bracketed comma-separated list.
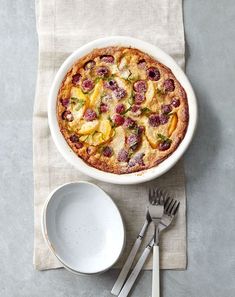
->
[149, 187, 171, 206]
[172, 201, 180, 215]
[162, 189, 169, 201]
[165, 198, 175, 214]
[164, 197, 172, 210]
[168, 200, 177, 215]
[149, 188, 155, 204]
[156, 189, 161, 204]
[155, 188, 165, 205]
[160, 190, 165, 204]
[162, 188, 170, 204]
[159, 188, 165, 204]
[154, 189, 158, 204]
[157, 188, 162, 198]
[157, 188, 161, 196]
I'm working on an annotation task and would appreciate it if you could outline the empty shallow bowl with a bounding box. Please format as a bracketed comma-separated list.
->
[42, 182, 125, 274]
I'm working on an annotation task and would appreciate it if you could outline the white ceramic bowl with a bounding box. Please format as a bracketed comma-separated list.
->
[42, 182, 125, 274]
[48, 36, 197, 184]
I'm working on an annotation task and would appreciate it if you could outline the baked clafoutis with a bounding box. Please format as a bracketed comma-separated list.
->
[57, 47, 189, 174]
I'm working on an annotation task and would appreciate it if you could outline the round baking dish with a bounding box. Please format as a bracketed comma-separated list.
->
[48, 36, 197, 184]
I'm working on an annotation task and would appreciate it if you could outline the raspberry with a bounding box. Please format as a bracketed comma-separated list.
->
[60, 98, 70, 107]
[133, 80, 147, 93]
[164, 79, 175, 92]
[102, 146, 113, 157]
[159, 141, 171, 151]
[84, 60, 95, 70]
[126, 134, 139, 149]
[114, 88, 127, 100]
[146, 67, 160, 81]
[84, 109, 97, 121]
[171, 98, 180, 107]
[62, 111, 74, 122]
[96, 66, 109, 77]
[134, 93, 145, 104]
[81, 79, 94, 92]
[117, 149, 129, 162]
[137, 59, 146, 69]
[75, 142, 83, 149]
[69, 134, 79, 143]
[123, 117, 136, 129]
[149, 114, 160, 127]
[104, 80, 118, 90]
[100, 55, 114, 63]
[113, 114, 125, 126]
[115, 104, 125, 114]
[161, 104, 172, 114]
[72, 73, 81, 85]
[100, 103, 108, 113]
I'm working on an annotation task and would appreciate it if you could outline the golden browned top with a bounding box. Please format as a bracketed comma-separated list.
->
[57, 47, 189, 174]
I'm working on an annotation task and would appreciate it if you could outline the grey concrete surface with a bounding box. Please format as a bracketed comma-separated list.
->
[0, 0, 235, 296]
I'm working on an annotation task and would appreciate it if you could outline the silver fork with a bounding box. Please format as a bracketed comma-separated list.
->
[149, 188, 168, 244]
[118, 195, 180, 297]
[148, 189, 167, 297]
[112, 191, 163, 296]
[111, 207, 152, 295]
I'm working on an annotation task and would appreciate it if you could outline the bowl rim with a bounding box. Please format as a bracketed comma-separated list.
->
[48, 36, 198, 184]
[41, 181, 126, 274]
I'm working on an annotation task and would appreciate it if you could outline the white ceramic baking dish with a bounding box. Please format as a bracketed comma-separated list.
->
[48, 36, 197, 184]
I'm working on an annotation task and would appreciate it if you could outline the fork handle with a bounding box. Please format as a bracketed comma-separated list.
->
[152, 245, 160, 297]
[111, 220, 149, 295]
[118, 245, 152, 297]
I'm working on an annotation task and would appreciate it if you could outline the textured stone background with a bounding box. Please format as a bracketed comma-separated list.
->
[0, 0, 235, 296]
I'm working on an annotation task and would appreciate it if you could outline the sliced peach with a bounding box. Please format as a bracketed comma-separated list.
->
[120, 68, 131, 79]
[98, 119, 112, 141]
[119, 56, 128, 70]
[68, 105, 86, 128]
[142, 117, 159, 148]
[77, 120, 99, 135]
[89, 80, 103, 108]
[142, 81, 158, 112]
[79, 134, 92, 144]
[145, 126, 158, 149]
[145, 81, 155, 102]
[110, 129, 116, 138]
[80, 132, 105, 146]
[69, 87, 89, 124]
[70, 87, 88, 102]
[168, 113, 178, 136]
[109, 126, 125, 155]
[92, 132, 105, 146]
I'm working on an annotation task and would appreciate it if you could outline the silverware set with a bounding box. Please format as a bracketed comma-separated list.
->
[111, 188, 180, 297]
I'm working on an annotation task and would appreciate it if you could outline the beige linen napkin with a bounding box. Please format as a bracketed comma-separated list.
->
[33, 0, 186, 270]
